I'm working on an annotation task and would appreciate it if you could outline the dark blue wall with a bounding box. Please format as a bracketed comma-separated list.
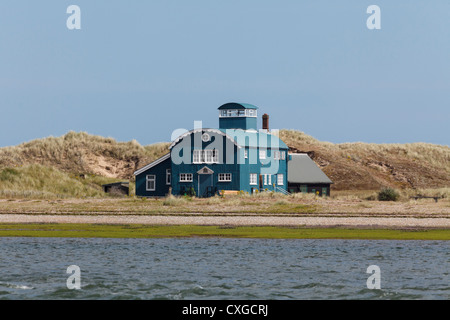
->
[135, 157, 171, 197]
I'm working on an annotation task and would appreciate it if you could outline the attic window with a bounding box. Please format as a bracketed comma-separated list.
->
[201, 133, 210, 142]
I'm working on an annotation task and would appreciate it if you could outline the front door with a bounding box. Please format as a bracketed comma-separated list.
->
[197, 166, 214, 197]
[199, 174, 213, 197]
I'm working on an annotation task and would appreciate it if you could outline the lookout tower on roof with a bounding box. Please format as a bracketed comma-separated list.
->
[218, 102, 258, 131]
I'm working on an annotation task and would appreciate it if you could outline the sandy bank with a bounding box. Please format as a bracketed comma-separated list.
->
[0, 214, 448, 229]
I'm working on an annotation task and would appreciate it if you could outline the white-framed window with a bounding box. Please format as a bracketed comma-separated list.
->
[218, 173, 232, 182]
[146, 175, 156, 191]
[193, 150, 201, 164]
[277, 174, 284, 186]
[262, 174, 272, 185]
[205, 149, 219, 163]
[166, 169, 171, 185]
[259, 150, 266, 160]
[273, 151, 285, 160]
[180, 173, 193, 182]
[205, 150, 213, 163]
[246, 109, 257, 117]
[193, 150, 219, 164]
[213, 150, 219, 163]
[250, 173, 258, 185]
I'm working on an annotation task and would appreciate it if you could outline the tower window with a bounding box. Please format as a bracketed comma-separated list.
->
[219, 109, 257, 118]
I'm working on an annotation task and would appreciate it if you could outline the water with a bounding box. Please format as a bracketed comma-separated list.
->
[0, 237, 448, 300]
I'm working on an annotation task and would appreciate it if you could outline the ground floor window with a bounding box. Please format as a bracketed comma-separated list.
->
[218, 173, 232, 182]
[250, 173, 257, 185]
[300, 185, 307, 193]
[277, 174, 284, 185]
[180, 173, 193, 182]
[263, 174, 272, 185]
[146, 175, 156, 191]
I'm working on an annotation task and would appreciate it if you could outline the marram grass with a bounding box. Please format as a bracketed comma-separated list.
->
[0, 224, 448, 240]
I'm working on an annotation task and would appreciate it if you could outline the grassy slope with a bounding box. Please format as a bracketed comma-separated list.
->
[0, 132, 169, 198]
[0, 165, 126, 199]
[279, 130, 450, 191]
[0, 130, 448, 198]
[0, 131, 169, 179]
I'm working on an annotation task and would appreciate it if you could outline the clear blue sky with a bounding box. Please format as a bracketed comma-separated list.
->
[0, 1, 449, 147]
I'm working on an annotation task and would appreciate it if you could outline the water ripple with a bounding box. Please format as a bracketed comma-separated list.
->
[0, 237, 448, 299]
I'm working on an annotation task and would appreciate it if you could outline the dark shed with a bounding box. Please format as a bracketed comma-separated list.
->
[102, 182, 130, 196]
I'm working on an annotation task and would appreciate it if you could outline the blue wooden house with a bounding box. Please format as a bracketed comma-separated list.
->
[134, 102, 332, 197]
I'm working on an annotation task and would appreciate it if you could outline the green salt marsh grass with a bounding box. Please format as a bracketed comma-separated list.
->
[0, 224, 448, 240]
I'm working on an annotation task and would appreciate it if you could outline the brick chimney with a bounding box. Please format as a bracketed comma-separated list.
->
[262, 113, 269, 131]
